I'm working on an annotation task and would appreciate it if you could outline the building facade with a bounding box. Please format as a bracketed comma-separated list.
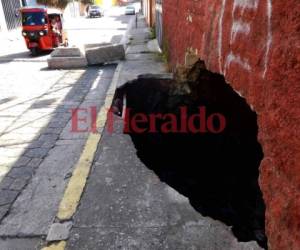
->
[141, 0, 163, 49]
[142, 0, 155, 27]
[160, 1, 300, 249]
[0, 0, 24, 31]
[155, 0, 162, 48]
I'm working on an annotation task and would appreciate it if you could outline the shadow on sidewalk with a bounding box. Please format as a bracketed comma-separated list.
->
[0, 50, 52, 64]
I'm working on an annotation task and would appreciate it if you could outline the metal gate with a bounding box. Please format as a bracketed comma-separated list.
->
[155, 0, 163, 48]
[1, 0, 22, 30]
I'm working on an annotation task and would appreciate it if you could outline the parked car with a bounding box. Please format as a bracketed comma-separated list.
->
[88, 5, 103, 18]
[125, 6, 135, 15]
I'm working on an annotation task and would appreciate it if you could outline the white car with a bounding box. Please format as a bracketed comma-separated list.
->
[125, 6, 135, 15]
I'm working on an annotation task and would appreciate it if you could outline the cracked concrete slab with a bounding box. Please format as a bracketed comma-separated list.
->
[66, 116, 262, 250]
[0, 238, 43, 250]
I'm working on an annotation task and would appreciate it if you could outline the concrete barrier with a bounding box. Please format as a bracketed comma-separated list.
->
[47, 57, 88, 69]
[84, 43, 112, 50]
[50, 47, 82, 57]
[47, 47, 88, 69]
[85, 44, 125, 65]
[48, 44, 126, 69]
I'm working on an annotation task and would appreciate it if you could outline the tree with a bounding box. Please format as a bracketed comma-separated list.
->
[80, 0, 94, 4]
[36, 0, 70, 9]
[36, 0, 94, 9]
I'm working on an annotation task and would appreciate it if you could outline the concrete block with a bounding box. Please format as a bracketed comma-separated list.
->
[85, 44, 125, 65]
[84, 42, 112, 50]
[48, 47, 87, 69]
[50, 47, 82, 57]
[47, 56, 88, 69]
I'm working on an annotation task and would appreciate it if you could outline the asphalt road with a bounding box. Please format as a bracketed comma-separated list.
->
[0, 6, 132, 63]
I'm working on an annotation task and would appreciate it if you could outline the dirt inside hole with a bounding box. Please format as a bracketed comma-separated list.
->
[113, 61, 268, 249]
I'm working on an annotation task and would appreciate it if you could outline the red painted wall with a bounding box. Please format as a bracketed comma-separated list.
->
[163, 1, 300, 249]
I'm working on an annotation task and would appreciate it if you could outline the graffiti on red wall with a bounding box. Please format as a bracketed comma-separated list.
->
[218, 0, 272, 78]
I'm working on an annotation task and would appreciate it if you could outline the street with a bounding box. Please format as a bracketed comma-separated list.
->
[0, 6, 132, 62]
[0, 6, 132, 178]
[0, 6, 133, 249]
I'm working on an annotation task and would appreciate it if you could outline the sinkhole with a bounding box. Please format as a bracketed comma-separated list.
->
[112, 61, 268, 249]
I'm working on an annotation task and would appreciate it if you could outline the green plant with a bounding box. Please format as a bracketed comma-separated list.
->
[150, 25, 156, 40]
[37, 0, 69, 8]
[80, 0, 94, 4]
[162, 36, 169, 63]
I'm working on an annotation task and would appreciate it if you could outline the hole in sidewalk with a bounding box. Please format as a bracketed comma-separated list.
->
[113, 61, 267, 249]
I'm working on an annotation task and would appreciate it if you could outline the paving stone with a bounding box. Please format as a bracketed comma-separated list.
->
[27, 140, 44, 149]
[51, 113, 72, 120]
[27, 158, 43, 168]
[0, 190, 18, 206]
[8, 167, 33, 179]
[13, 157, 31, 167]
[0, 204, 10, 220]
[41, 141, 56, 149]
[9, 178, 28, 191]
[46, 222, 73, 241]
[0, 238, 43, 250]
[0, 176, 14, 190]
[42, 127, 65, 135]
[48, 121, 68, 128]
[24, 148, 49, 158]
[39, 133, 59, 141]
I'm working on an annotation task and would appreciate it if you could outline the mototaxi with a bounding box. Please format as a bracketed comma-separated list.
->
[20, 7, 68, 55]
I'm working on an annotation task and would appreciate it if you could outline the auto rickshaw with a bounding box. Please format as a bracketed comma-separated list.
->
[20, 7, 68, 55]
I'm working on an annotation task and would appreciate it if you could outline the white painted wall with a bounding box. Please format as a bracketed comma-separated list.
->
[0, 0, 7, 32]
[64, 2, 81, 19]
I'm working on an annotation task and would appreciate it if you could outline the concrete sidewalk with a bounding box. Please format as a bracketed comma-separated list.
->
[62, 15, 263, 250]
